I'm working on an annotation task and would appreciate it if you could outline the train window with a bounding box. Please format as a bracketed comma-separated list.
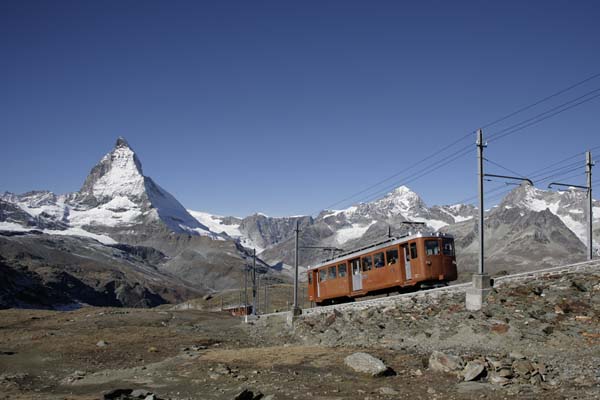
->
[351, 259, 361, 275]
[425, 240, 440, 256]
[443, 238, 455, 256]
[386, 249, 398, 265]
[338, 263, 347, 277]
[319, 269, 327, 282]
[328, 266, 337, 279]
[410, 242, 418, 259]
[361, 255, 373, 271]
[374, 252, 385, 268]
[308, 273, 312, 284]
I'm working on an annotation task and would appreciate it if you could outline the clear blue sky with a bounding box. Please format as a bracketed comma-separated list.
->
[1, 1, 599, 216]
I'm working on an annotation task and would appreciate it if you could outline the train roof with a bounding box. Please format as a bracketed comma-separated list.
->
[307, 232, 454, 271]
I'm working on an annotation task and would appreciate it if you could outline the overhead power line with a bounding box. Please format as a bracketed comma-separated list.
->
[536, 166, 585, 184]
[478, 72, 600, 130]
[529, 160, 583, 180]
[315, 72, 600, 215]
[484, 158, 526, 178]
[487, 88, 600, 143]
[358, 146, 473, 204]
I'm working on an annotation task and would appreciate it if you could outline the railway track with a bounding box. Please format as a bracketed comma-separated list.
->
[257, 259, 600, 319]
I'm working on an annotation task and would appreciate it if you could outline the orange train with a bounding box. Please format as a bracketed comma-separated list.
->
[307, 233, 457, 306]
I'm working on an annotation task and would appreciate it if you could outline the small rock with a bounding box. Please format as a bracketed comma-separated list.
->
[429, 351, 464, 373]
[530, 374, 542, 385]
[462, 361, 485, 382]
[489, 374, 510, 386]
[512, 360, 533, 377]
[214, 364, 231, 375]
[131, 389, 151, 398]
[344, 352, 389, 377]
[509, 351, 526, 360]
[377, 387, 398, 395]
[96, 340, 108, 347]
[427, 387, 436, 394]
[541, 325, 554, 335]
[147, 347, 158, 353]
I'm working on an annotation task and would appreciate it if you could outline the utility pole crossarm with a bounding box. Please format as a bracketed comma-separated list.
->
[484, 173, 533, 186]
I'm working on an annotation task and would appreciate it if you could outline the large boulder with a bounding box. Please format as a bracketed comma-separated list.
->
[344, 352, 389, 377]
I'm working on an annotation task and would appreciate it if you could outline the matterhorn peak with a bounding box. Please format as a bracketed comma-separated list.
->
[115, 136, 131, 149]
[77, 137, 146, 205]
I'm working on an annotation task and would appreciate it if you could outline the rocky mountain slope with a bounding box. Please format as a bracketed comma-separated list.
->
[2, 137, 597, 308]
[193, 184, 598, 279]
[0, 138, 279, 308]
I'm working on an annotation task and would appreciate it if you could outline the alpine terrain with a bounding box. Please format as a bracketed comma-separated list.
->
[0, 138, 276, 309]
[1, 138, 598, 308]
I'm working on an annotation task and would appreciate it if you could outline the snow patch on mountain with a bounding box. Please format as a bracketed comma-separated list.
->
[334, 221, 376, 245]
[0, 221, 116, 244]
[188, 210, 242, 237]
[187, 210, 264, 251]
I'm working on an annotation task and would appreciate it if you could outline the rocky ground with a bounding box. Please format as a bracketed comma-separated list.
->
[1, 267, 599, 400]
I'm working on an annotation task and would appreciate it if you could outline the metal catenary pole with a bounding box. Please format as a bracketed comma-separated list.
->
[243, 265, 248, 308]
[586, 151, 594, 260]
[256, 275, 261, 314]
[292, 220, 301, 315]
[477, 128, 486, 275]
[252, 248, 257, 316]
[264, 283, 268, 314]
[548, 151, 594, 260]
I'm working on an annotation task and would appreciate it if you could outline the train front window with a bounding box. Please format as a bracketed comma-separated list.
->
[328, 266, 337, 279]
[410, 242, 418, 259]
[319, 269, 327, 282]
[443, 238, 455, 256]
[374, 252, 385, 268]
[361, 255, 373, 271]
[386, 249, 398, 265]
[338, 263, 347, 277]
[425, 240, 440, 256]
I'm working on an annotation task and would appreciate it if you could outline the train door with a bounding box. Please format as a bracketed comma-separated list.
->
[350, 258, 362, 291]
[402, 245, 412, 280]
[316, 270, 321, 298]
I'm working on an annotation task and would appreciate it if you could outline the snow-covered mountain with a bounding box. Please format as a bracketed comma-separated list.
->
[188, 186, 477, 257]
[197, 183, 597, 276]
[2, 136, 597, 304]
[442, 183, 593, 277]
[1, 138, 284, 304]
[1, 137, 217, 242]
[497, 183, 600, 247]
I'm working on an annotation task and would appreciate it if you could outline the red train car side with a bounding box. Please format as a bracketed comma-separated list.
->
[307, 233, 457, 306]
